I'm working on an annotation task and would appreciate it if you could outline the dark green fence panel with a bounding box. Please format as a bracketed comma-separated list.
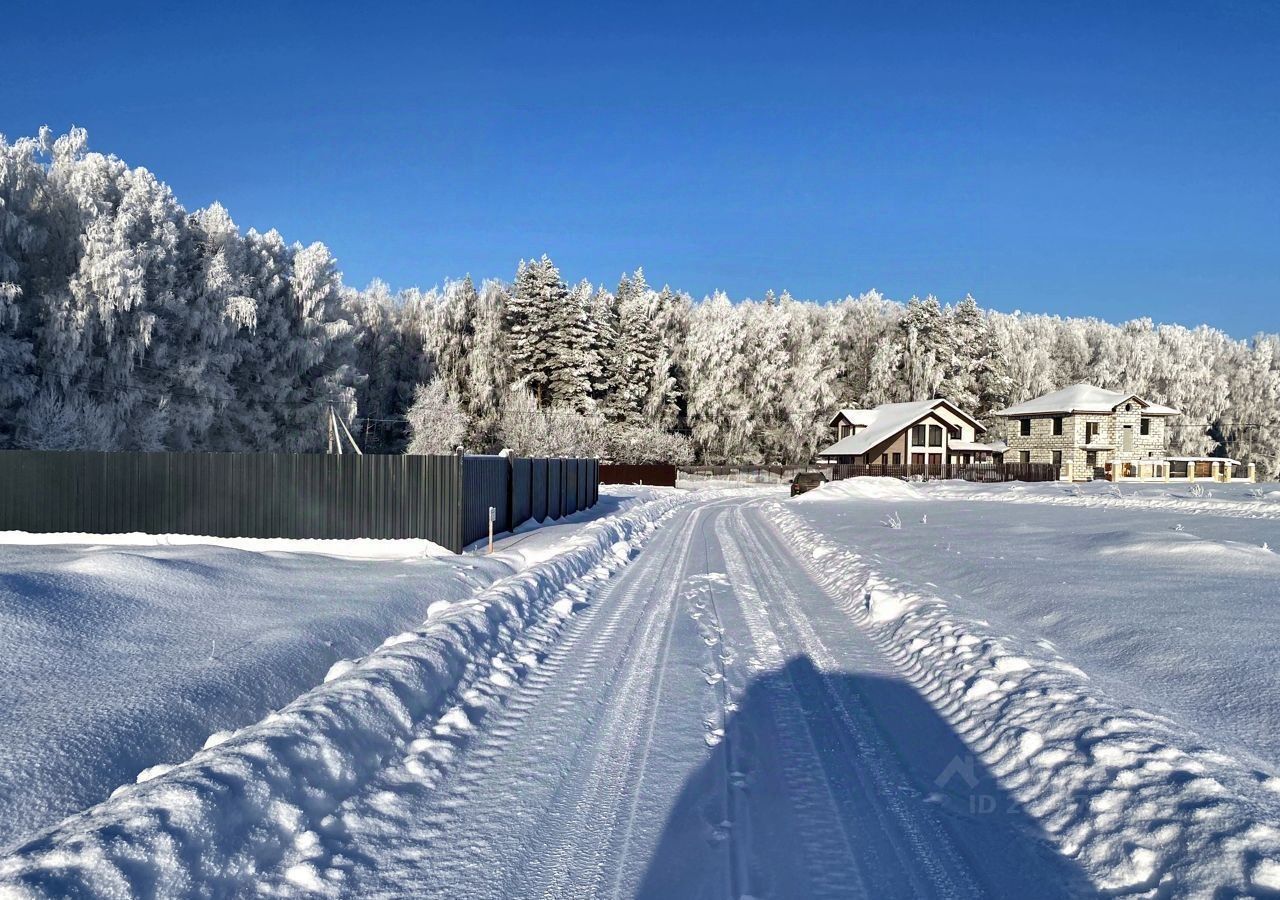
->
[547, 459, 563, 520]
[564, 460, 578, 515]
[461, 455, 509, 547]
[510, 457, 532, 529]
[530, 458, 548, 522]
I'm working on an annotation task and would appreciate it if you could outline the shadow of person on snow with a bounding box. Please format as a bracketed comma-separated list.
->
[635, 655, 1096, 899]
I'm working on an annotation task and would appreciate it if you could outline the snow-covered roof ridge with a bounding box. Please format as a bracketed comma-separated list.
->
[827, 407, 877, 427]
[995, 383, 1180, 417]
[819, 398, 974, 458]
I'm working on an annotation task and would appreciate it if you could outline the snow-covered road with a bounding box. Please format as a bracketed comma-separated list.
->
[261, 496, 1082, 898]
[6, 486, 1280, 897]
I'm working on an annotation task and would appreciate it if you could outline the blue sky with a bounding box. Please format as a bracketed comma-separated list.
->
[7, 0, 1278, 335]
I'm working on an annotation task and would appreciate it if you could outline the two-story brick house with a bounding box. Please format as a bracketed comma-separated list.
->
[993, 384, 1182, 480]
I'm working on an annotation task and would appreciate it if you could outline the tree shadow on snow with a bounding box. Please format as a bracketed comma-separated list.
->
[635, 656, 1096, 899]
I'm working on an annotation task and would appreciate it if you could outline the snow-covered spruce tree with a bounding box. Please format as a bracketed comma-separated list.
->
[545, 277, 592, 410]
[605, 268, 662, 425]
[506, 255, 570, 407]
[405, 379, 468, 454]
[585, 284, 619, 407]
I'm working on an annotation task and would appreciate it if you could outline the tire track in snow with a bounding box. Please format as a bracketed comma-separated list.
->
[532, 506, 705, 899]
[720, 502, 986, 899]
[710, 511, 872, 899]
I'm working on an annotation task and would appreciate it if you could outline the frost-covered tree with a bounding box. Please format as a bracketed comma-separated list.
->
[2, 126, 1276, 469]
[405, 379, 468, 454]
[499, 388, 604, 457]
[507, 255, 572, 406]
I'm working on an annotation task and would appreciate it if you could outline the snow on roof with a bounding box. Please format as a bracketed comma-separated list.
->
[995, 384, 1180, 417]
[818, 399, 957, 458]
[827, 408, 877, 427]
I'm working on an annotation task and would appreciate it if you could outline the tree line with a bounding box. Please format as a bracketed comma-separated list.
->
[2, 129, 1277, 473]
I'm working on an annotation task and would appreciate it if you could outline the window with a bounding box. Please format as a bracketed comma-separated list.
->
[1086, 450, 1098, 467]
[1020, 418, 1032, 437]
[1052, 416, 1064, 436]
[928, 424, 943, 447]
[911, 424, 927, 445]
[1052, 450, 1063, 467]
[891, 452, 901, 465]
[911, 453, 925, 466]
[1140, 417, 1151, 436]
[1019, 450, 1031, 464]
[1085, 421, 1100, 443]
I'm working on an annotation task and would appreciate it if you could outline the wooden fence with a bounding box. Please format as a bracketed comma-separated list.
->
[831, 462, 1059, 483]
[0, 450, 599, 553]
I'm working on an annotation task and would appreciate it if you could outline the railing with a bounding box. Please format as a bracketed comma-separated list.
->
[830, 462, 1059, 483]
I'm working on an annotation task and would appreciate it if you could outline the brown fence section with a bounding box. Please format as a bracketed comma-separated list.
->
[600, 464, 677, 487]
[0, 450, 599, 553]
[831, 462, 1059, 483]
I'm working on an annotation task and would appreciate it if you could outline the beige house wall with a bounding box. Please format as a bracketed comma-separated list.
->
[1002, 406, 1172, 480]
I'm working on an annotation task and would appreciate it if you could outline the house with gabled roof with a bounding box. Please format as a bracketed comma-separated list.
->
[993, 383, 1254, 482]
[817, 399, 1005, 468]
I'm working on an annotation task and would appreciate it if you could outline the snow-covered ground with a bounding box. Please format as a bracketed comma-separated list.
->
[2, 480, 1278, 896]
[786, 477, 1280, 893]
[0, 487, 661, 856]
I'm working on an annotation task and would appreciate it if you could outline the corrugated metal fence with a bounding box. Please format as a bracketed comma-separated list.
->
[0, 450, 599, 553]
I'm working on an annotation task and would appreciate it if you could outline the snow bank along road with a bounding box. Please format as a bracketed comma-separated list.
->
[2, 485, 1279, 896]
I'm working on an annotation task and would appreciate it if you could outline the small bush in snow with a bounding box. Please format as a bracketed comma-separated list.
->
[1187, 483, 1206, 498]
[881, 511, 903, 529]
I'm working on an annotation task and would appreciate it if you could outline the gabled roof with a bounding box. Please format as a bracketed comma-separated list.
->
[818, 399, 978, 458]
[827, 408, 877, 428]
[994, 384, 1180, 418]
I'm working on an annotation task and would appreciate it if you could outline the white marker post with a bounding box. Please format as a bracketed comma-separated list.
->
[488, 505, 496, 554]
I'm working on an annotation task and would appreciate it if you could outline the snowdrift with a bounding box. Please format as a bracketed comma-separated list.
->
[793, 476, 925, 503]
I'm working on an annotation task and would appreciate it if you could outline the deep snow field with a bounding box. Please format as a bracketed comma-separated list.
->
[787, 477, 1280, 892]
[0, 487, 660, 854]
[794, 478, 1280, 766]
